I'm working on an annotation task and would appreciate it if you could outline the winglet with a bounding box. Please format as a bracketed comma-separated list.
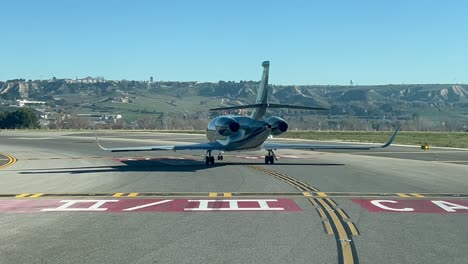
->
[381, 126, 400, 148]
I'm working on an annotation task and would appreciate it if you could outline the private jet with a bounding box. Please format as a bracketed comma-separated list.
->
[97, 61, 399, 165]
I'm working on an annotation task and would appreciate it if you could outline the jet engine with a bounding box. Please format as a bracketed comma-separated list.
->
[266, 116, 288, 136]
[214, 116, 241, 136]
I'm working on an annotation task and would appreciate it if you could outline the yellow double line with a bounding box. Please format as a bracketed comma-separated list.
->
[312, 197, 360, 263]
[0, 153, 17, 170]
[248, 165, 319, 192]
[249, 165, 359, 263]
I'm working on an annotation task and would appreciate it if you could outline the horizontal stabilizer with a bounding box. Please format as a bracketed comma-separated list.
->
[210, 103, 328, 111]
[263, 104, 329, 110]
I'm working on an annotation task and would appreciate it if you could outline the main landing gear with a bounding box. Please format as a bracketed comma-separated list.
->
[205, 151, 215, 165]
[265, 149, 277, 164]
[206, 151, 223, 165]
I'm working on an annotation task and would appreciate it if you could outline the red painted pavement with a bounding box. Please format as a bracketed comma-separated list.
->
[352, 199, 468, 213]
[0, 198, 302, 213]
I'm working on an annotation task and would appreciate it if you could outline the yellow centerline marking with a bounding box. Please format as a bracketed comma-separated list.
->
[15, 194, 30, 198]
[325, 198, 337, 206]
[208, 192, 217, 197]
[30, 193, 44, 198]
[112, 193, 125, 197]
[317, 208, 327, 219]
[127, 192, 139, 197]
[323, 221, 334, 235]
[329, 211, 353, 263]
[396, 193, 410, 198]
[317, 196, 358, 262]
[248, 165, 319, 192]
[315, 196, 358, 263]
[223, 193, 232, 197]
[294, 186, 307, 192]
[308, 198, 319, 206]
[347, 222, 360, 236]
[247, 164, 359, 263]
[0, 153, 17, 170]
[342, 242, 354, 264]
[317, 198, 333, 211]
[336, 208, 349, 219]
[410, 193, 425, 198]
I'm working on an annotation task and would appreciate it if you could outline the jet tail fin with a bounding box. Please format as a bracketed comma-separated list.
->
[211, 61, 328, 117]
[250, 61, 270, 120]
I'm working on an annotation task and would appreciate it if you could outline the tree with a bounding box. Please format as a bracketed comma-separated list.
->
[1, 108, 40, 129]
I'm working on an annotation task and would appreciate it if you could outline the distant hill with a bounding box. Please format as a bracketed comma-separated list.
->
[1, 78, 467, 131]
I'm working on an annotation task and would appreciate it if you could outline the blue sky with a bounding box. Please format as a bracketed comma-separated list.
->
[1, 0, 467, 85]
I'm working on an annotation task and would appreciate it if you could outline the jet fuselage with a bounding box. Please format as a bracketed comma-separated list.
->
[206, 115, 271, 151]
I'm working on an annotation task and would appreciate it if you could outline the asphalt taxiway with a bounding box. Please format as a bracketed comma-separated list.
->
[1, 130, 467, 264]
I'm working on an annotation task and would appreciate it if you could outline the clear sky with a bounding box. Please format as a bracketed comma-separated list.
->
[1, 0, 467, 85]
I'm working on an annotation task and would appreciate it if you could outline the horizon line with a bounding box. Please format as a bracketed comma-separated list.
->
[0, 77, 466, 87]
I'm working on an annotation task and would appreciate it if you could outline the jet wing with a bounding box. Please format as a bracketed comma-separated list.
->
[263, 126, 400, 151]
[95, 133, 224, 152]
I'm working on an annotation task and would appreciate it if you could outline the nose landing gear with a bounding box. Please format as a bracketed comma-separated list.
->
[264, 149, 277, 164]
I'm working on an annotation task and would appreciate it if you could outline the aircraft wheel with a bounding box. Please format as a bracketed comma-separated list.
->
[205, 157, 210, 165]
[210, 156, 215, 165]
[269, 156, 274, 164]
[265, 156, 269, 164]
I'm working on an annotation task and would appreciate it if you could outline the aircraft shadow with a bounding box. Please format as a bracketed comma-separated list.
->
[18, 158, 344, 174]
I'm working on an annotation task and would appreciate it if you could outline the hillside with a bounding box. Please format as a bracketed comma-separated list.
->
[1, 78, 467, 131]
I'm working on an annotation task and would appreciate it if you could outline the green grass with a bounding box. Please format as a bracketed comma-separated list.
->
[70, 94, 223, 121]
[280, 131, 468, 148]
